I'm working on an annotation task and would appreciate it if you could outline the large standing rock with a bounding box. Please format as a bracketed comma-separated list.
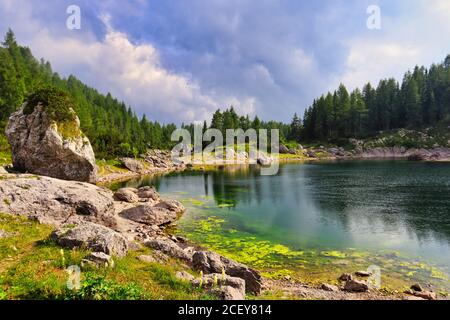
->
[120, 205, 178, 226]
[6, 99, 97, 183]
[52, 222, 128, 257]
[0, 175, 116, 227]
[192, 251, 262, 295]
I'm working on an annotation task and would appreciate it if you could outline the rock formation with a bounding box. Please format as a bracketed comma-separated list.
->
[6, 101, 97, 183]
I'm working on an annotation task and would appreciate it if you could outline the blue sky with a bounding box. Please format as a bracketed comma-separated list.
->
[1, 0, 450, 124]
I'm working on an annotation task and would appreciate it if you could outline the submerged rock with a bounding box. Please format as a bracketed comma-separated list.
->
[6, 100, 97, 183]
[52, 222, 128, 257]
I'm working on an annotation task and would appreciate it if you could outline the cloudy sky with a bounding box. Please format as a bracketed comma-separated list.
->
[1, 0, 449, 124]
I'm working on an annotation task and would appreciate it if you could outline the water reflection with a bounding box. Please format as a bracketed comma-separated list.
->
[115, 161, 450, 269]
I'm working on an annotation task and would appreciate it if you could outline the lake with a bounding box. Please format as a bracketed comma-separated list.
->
[113, 161, 450, 291]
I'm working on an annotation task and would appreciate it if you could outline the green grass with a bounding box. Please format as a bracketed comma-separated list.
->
[0, 213, 214, 300]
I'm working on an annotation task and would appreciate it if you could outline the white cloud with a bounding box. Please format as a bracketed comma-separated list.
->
[0, 1, 256, 123]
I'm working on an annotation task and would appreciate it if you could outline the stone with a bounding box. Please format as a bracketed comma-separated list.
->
[120, 205, 177, 226]
[0, 166, 7, 174]
[51, 222, 128, 257]
[137, 186, 161, 201]
[82, 252, 114, 268]
[154, 199, 185, 214]
[0, 175, 117, 227]
[175, 271, 196, 282]
[144, 238, 192, 262]
[279, 145, 289, 154]
[6, 103, 97, 183]
[256, 152, 272, 166]
[192, 251, 262, 295]
[414, 291, 437, 300]
[137, 255, 158, 264]
[120, 158, 145, 173]
[193, 273, 246, 300]
[344, 279, 369, 292]
[339, 273, 353, 281]
[0, 229, 14, 239]
[321, 283, 339, 292]
[114, 188, 139, 203]
[355, 271, 372, 277]
[210, 286, 245, 301]
[411, 283, 423, 292]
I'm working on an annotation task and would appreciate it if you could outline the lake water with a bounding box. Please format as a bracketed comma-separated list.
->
[113, 161, 450, 291]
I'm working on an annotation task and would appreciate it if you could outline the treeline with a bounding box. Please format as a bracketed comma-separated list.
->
[0, 29, 176, 158]
[181, 107, 291, 143]
[299, 55, 450, 142]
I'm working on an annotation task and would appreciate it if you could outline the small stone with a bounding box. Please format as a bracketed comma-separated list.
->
[355, 271, 372, 277]
[344, 279, 369, 292]
[175, 271, 195, 282]
[414, 291, 437, 300]
[137, 255, 157, 263]
[411, 283, 423, 292]
[114, 188, 139, 203]
[321, 283, 339, 292]
[339, 273, 353, 281]
[82, 252, 114, 268]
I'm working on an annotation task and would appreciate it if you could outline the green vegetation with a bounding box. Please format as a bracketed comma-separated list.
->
[299, 55, 450, 143]
[0, 213, 212, 300]
[0, 29, 176, 159]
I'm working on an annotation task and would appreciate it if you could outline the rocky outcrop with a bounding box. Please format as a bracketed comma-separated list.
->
[6, 103, 97, 183]
[144, 238, 193, 262]
[193, 251, 262, 295]
[120, 158, 145, 173]
[0, 175, 116, 227]
[356, 147, 450, 161]
[52, 222, 128, 257]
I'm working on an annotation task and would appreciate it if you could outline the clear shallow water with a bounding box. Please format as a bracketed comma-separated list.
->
[113, 161, 450, 291]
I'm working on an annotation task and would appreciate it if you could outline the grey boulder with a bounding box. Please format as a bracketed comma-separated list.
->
[52, 222, 128, 257]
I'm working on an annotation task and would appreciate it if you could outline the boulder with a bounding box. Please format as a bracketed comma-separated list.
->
[114, 188, 139, 203]
[6, 102, 97, 183]
[120, 205, 177, 226]
[192, 251, 262, 295]
[137, 186, 161, 201]
[154, 199, 185, 214]
[256, 153, 272, 166]
[192, 273, 246, 300]
[82, 252, 114, 268]
[51, 222, 128, 257]
[0, 175, 116, 227]
[120, 158, 145, 173]
[344, 279, 369, 292]
[144, 238, 193, 262]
